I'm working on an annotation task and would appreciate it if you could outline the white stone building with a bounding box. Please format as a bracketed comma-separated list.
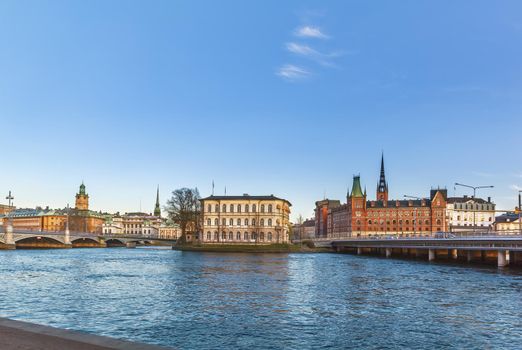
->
[446, 196, 495, 232]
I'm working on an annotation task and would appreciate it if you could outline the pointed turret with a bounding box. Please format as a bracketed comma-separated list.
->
[376, 153, 388, 201]
[154, 185, 161, 217]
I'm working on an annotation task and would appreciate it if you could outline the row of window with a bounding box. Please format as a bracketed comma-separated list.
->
[367, 219, 442, 225]
[205, 218, 278, 227]
[205, 231, 281, 242]
[453, 204, 494, 210]
[206, 203, 273, 214]
[454, 216, 493, 222]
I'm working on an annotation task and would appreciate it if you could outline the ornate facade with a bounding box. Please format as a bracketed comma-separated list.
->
[200, 194, 291, 244]
[316, 156, 448, 238]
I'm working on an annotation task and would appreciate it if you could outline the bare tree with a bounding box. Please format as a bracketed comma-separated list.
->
[296, 214, 304, 245]
[165, 187, 201, 245]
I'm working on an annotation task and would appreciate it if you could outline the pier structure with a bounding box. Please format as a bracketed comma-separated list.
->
[327, 236, 522, 268]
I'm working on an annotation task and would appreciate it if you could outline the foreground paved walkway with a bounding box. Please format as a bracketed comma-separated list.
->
[0, 318, 172, 350]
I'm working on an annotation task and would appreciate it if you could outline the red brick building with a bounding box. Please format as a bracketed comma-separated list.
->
[316, 155, 448, 238]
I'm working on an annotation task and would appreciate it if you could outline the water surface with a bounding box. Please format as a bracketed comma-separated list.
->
[0, 248, 521, 349]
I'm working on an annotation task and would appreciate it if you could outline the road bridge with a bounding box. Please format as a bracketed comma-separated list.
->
[316, 233, 522, 268]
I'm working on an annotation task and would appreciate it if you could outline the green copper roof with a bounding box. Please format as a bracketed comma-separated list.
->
[79, 182, 86, 195]
[350, 176, 364, 197]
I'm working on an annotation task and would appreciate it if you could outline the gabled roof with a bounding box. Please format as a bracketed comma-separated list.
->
[200, 195, 291, 206]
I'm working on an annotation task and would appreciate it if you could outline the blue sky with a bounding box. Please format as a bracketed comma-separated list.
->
[0, 0, 521, 219]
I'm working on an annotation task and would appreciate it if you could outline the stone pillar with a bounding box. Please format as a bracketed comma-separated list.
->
[4, 224, 16, 249]
[498, 250, 508, 268]
[428, 249, 436, 261]
[357, 247, 362, 255]
[126, 242, 137, 249]
[385, 248, 392, 258]
[450, 249, 458, 260]
[64, 229, 72, 248]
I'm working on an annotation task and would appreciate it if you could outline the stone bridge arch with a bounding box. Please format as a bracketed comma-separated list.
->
[15, 236, 66, 249]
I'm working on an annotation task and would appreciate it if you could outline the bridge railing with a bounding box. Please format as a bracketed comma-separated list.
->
[311, 231, 522, 242]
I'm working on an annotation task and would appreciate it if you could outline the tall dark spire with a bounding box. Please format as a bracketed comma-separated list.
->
[377, 153, 388, 201]
[154, 185, 161, 217]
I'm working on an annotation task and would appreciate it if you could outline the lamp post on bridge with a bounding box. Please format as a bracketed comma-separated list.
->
[518, 190, 522, 236]
[4, 191, 15, 248]
[455, 183, 494, 234]
[64, 203, 71, 246]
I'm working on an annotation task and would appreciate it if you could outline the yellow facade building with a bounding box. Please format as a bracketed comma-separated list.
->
[200, 194, 291, 244]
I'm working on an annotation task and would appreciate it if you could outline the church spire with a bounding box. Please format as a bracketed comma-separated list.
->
[377, 153, 388, 201]
[154, 185, 161, 217]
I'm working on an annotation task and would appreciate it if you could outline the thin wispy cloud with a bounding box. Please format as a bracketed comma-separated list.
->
[510, 184, 522, 191]
[285, 42, 344, 67]
[276, 64, 310, 81]
[294, 25, 329, 39]
[472, 171, 495, 178]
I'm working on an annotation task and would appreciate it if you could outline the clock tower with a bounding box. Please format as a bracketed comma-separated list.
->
[75, 182, 89, 211]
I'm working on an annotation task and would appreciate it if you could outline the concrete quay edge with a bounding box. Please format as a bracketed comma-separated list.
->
[0, 317, 174, 350]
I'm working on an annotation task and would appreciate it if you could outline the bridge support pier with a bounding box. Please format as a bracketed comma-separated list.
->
[450, 249, 458, 260]
[467, 251, 472, 262]
[126, 242, 137, 249]
[385, 248, 392, 258]
[428, 249, 436, 261]
[63, 229, 72, 248]
[3, 224, 16, 250]
[498, 250, 508, 268]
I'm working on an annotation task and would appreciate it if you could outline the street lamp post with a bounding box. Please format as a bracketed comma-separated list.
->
[455, 183, 494, 234]
[404, 195, 424, 236]
[518, 190, 522, 236]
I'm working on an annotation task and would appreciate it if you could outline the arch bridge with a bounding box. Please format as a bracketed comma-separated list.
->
[0, 227, 176, 249]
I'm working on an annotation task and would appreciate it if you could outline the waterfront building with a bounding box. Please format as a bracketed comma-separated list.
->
[494, 212, 522, 234]
[292, 219, 315, 241]
[200, 194, 291, 244]
[2, 183, 105, 233]
[315, 155, 448, 238]
[158, 221, 180, 239]
[0, 204, 15, 215]
[314, 199, 340, 238]
[446, 196, 495, 232]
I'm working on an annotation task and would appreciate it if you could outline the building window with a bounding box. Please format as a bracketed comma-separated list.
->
[222, 204, 227, 213]
[268, 219, 272, 227]
[207, 232, 211, 240]
[237, 218, 241, 226]
[268, 232, 272, 241]
[244, 232, 249, 241]
[207, 204, 211, 213]
[214, 232, 218, 241]
[237, 205, 241, 213]
[252, 219, 256, 226]
[268, 204, 273, 213]
[229, 232, 233, 240]
[245, 204, 249, 213]
[245, 218, 249, 226]
[229, 218, 233, 226]
[261, 204, 265, 213]
[252, 204, 256, 212]
[222, 232, 226, 240]
[230, 204, 234, 213]
[214, 218, 219, 226]
[215, 204, 219, 212]
[236, 232, 241, 240]
[222, 218, 226, 226]
[207, 218, 211, 226]
[260, 219, 265, 226]
[260, 232, 264, 241]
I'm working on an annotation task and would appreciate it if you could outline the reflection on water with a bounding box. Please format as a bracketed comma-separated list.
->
[1, 248, 522, 349]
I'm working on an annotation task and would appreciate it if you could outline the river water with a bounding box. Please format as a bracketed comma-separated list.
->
[0, 247, 521, 349]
